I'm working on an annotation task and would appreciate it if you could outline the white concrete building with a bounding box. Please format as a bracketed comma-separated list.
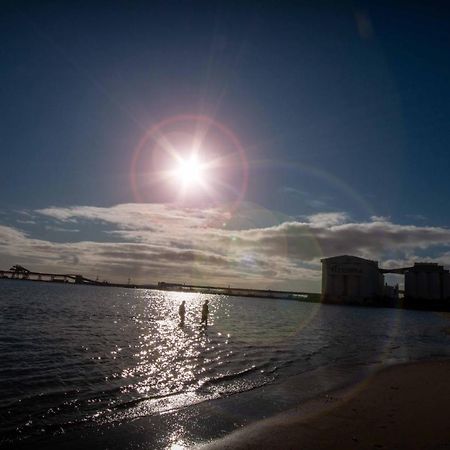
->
[321, 255, 384, 304]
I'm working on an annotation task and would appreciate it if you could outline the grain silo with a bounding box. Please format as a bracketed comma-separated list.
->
[321, 255, 384, 304]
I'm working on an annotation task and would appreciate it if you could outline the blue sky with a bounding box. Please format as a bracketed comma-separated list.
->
[1, 1, 450, 289]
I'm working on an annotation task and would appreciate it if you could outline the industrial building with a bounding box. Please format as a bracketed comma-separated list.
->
[321, 255, 450, 306]
[321, 255, 384, 304]
[404, 263, 450, 301]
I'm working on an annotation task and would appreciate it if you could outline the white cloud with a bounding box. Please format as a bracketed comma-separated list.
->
[1, 203, 449, 291]
[307, 212, 349, 226]
[44, 225, 80, 232]
[36, 203, 229, 231]
[370, 215, 390, 222]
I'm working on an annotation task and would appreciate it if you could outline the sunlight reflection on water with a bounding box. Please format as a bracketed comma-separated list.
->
[108, 290, 276, 422]
[2, 281, 450, 444]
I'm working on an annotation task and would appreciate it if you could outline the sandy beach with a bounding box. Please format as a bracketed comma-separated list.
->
[200, 360, 450, 450]
[6, 360, 450, 449]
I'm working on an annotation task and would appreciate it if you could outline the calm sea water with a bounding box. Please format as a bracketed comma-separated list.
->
[1, 280, 450, 445]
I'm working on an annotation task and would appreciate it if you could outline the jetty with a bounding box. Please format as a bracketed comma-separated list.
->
[1, 265, 105, 285]
[0, 265, 319, 301]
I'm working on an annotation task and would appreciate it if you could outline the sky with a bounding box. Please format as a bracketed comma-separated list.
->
[1, 1, 450, 291]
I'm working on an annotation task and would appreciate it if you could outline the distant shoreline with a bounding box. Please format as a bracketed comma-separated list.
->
[2, 276, 450, 312]
[0, 275, 320, 301]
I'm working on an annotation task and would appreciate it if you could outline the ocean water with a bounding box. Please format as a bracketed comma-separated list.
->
[1, 280, 450, 446]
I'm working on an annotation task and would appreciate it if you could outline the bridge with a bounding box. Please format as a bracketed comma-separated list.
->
[379, 267, 412, 275]
[1, 265, 320, 301]
[157, 281, 321, 302]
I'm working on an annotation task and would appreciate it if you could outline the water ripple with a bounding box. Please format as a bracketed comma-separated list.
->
[1, 281, 450, 444]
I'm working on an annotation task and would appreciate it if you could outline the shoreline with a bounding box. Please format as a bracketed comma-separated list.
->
[3, 278, 450, 313]
[6, 358, 450, 449]
[5, 360, 371, 449]
[198, 359, 450, 450]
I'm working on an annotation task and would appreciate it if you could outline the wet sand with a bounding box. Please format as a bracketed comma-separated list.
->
[199, 360, 450, 450]
[8, 360, 450, 449]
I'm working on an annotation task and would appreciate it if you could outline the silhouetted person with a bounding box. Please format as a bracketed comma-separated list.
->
[200, 299, 209, 326]
[178, 300, 186, 326]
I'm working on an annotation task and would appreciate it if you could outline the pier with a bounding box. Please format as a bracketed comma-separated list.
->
[0, 265, 319, 301]
[1, 265, 102, 285]
[156, 282, 320, 301]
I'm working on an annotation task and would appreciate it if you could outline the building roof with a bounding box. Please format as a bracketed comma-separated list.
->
[320, 255, 378, 265]
[409, 262, 448, 273]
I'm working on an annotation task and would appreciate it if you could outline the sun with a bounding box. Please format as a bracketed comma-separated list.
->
[131, 115, 249, 206]
[173, 154, 205, 188]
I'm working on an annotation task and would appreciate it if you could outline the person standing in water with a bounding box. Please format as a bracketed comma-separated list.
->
[178, 300, 186, 326]
[200, 299, 209, 326]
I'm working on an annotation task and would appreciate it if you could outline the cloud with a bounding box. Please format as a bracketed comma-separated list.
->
[44, 226, 80, 233]
[36, 203, 228, 231]
[370, 215, 390, 222]
[16, 219, 37, 225]
[307, 212, 349, 226]
[1, 203, 450, 291]
[0, 224, 28, 242]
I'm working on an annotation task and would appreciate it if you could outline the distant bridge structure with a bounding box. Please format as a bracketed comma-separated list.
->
[157, 281, 321, 301]
[1, 267, 99, 285]
[379, 267, 412, 275]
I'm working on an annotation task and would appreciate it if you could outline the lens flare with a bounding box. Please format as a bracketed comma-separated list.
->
[172, 154, 206, 188]
[130, 114, 248, 212]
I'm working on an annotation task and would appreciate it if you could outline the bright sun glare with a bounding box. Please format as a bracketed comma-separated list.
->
[174, 154, 205, 187]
